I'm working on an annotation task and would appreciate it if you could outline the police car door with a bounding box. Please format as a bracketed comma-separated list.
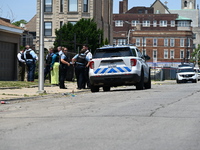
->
[136, 48, 149, 79]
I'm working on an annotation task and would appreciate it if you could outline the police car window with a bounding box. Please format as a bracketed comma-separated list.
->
[131, 48, 137, 57]
[94, 47, 132, 58]
[136, 48, 143, 58]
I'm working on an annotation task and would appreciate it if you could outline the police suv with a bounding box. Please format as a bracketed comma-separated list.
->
[89, 45, 151, 92]
[176, 66, 197, 83]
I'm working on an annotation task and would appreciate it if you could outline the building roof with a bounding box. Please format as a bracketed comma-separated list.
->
[0, 17, 24, 34]
[25, 15, 36, 32]
[151, 0, 171, 14]
[176, 16, 192, 21]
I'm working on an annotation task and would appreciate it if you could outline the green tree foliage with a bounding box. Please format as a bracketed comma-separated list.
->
[191, 44, 200, 65]
[54, 18, 104, 54]
[12, 19, 27, 27]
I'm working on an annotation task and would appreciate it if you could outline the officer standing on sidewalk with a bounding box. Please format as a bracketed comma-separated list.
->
[59, 47, 70, 89]
[17, 49, 26, 81]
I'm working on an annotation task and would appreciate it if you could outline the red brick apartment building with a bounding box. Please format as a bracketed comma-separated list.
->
[113, 6, 194, 67]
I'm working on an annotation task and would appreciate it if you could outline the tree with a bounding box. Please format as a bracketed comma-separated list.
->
[54, 18, 104, 54]
[191, 44, 200, 66]
[12, 19, 27, 27]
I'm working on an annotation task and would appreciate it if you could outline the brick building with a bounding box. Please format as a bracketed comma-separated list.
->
[36, 0, 113, 51]
[113, 0, 193, 67]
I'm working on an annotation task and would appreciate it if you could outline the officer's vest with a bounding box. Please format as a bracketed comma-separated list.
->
[77, 54, 87, 65]
[60, 54, 69, 69]
[25, 50, 33, 59]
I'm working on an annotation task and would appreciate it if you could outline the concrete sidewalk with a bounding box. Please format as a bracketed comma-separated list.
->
[0, 80, 176, 102]
[0, 82, 89, 101]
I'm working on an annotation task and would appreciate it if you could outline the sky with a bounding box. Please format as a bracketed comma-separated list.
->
[0, 0, 200, 22]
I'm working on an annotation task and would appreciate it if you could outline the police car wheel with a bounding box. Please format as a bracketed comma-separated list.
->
[91, 85, 99, 92]
[103, 86, 110, 92]
[136, 70, 144, 90]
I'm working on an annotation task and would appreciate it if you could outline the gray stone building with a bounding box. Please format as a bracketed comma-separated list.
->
[36, 0, 113, 51]
[168, 0, 200, 49]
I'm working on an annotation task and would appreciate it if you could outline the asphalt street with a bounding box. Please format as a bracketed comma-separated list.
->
[0, 80, 200, 150]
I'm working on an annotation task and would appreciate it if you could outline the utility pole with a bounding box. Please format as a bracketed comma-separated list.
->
[38, 0, 45, 93]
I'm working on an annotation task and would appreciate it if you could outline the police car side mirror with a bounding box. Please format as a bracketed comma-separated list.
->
[143, 55, 150, 61]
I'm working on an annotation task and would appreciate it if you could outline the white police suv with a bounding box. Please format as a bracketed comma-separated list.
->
[176, 66, 197, 83]
[89, 45, 151, 92]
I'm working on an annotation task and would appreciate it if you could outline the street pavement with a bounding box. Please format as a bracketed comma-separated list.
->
[0, 80, 176, 102]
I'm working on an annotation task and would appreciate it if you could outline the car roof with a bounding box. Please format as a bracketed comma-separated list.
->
[178, 66, 193, 69]
[99, 45, 137, 49]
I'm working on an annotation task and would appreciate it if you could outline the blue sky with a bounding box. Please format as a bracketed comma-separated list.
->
[0, 0, 200, 22]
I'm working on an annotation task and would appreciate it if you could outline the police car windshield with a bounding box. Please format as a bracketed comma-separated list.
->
[178, 68, 194, 73]
[93, 47, 132, 58]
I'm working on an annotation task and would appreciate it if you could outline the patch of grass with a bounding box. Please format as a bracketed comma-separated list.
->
[0, 80, 51, 88]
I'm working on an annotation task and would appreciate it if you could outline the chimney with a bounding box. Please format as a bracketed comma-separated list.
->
[119, 0, 128, 14]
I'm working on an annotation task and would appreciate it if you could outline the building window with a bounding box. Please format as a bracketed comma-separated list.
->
[170, 38, 175, 47]
[44, 22, 52, 36]
[160, 20, 167, 27]
[164, 49, 168, 59]
[142, 49, 146, 55]
[142, 37, 146, 46]
[69, 0, 78, 12]
[60, 21, 63, 28]
[171, 20, 175, 27]
[44, 0, 52, 12]
[131, 20, 140, 26]
[118, 39, 126, 45]
[153, 38, 157, 47]
[177, 21, 190, 27]
[153, 20, 157, 27]
[187, 50, 190, 59]
[60, 0, 63, 12]
[153, 50, 157, 59]
[180, 50, 184, 59]
[115, 20, 123, 27]
[136, 38, 140, 46]
[187, 38, 190, 47]
[69, 21, 77, 25]
[164, 38, 168, 47]
[180, 39, 185, 47]
[142, 20, 150, 27]
[170, 50, 174, 59]
[83, 0, 88, 12]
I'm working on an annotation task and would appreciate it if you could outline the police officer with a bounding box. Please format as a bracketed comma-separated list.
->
[23, 45, 37, 82]
[83, 44, 92, 88]
[59, 47, 70, 89]
[44, 48, 54, 83]
[17, 49, 26, 81]
[72, 49, 90, 90]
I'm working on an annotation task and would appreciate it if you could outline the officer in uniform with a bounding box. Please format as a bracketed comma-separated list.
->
[59, 47, 70, 89]
[72, 49, 90, 90]
[23, 45, 37, 82]
[17, 49, 26, 81]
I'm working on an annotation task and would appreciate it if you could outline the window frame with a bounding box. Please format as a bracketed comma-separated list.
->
[160, 20, 167, 27]
[68, 0, 78, 12]
[115, 20, 123, 27]
[164, 49, 168, 59]
[164, 38, 168, 47]
[83, 0, 89, 12]
[142, 20, 150, 27]
[153, 38, 157, 47]
[170, 38, 175, 47]
[44, 22, 52, 36]
[44, 0, 52, 12]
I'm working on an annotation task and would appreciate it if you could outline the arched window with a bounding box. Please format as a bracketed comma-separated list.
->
[184, 1, 187, 7]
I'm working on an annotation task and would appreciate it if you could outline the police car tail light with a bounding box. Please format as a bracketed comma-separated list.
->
[130, 59, 137, 66]
[90, 61, 94, 69]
